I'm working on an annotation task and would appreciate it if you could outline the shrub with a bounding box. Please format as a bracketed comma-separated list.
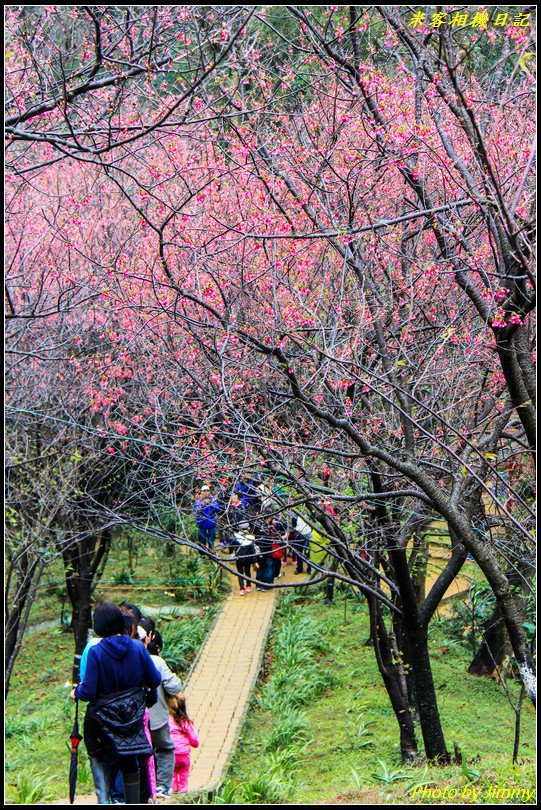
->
[6, 769, 56, 804]
[240, 771, 293, 804]
[110, 569, 135, 586]
[262, 708, 311, 752]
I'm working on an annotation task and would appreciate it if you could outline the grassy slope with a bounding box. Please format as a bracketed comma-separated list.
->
[223, 588, 536, 805]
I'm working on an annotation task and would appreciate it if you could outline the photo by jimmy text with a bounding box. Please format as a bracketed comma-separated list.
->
[410, 783, 536, 803]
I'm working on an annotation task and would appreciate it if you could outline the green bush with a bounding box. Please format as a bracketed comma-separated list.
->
[110, 569, 135, 585]
[240, 771, 293, 804]
[161, 608, 219, 675]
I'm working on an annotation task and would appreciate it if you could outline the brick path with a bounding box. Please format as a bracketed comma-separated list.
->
[185, 571, 288, 793]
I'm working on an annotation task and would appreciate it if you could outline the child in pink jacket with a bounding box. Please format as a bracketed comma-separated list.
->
[166, 692, 200, 793]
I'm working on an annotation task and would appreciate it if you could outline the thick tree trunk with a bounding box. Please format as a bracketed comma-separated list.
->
[392, 611, 418, 721]
[469, 565, 531, 679]
[456, 534, 536, 705]
[389, 546, 450, 763]
[367, 471, 449, 761]
[63, 528, 111, 683]
[367, 595, 418, 762]
[65, 545, 94, 684]
[71, 585, 93, 683]
[405, 621, 450, 763]
[468, 610, 512, 677]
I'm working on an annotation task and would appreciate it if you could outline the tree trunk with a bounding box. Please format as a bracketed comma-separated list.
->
[388, 546, 450, 763]
[63, 528, 112, 683]
[469, 565, 530, 679]
[405, 620, 450, 763]
[65, 545, 94, 684]
[324, 552, 339, 604]
[325, 575, 335, 605]
[5, 556, 46, 696]
[409, 533, 428, 606]
[367, 595, 418, 762]
[468, 610, 512, 677]
[495, 331, 536, 455]
[457, 534, 536, 705]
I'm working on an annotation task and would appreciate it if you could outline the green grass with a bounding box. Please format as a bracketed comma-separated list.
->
[216, 587, 536, 805]
[4, 540, 228, 803]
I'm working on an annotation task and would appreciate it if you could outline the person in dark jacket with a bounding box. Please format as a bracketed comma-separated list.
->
[234, 530, 258, 594]
[253, 517, 275, 591]
[73, 603, 161, 805]
[235, 475, 262, 518]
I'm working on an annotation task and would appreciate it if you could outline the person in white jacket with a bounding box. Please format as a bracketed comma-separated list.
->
[144, 627, 183, 800]
[291, 515, 313, 575]
[234, 530, 258, 594]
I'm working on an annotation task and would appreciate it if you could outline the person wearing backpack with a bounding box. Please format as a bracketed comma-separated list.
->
[73, 603, 161, 805]
[291, 515, 313, 575]
[253, 515, 275, 591]
[234, 529, 258, 595]
[268, 516, 286, 580]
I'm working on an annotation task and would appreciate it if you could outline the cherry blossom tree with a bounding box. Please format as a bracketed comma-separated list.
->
[5, 5, 536, 757]
[5, 5, 256, 172]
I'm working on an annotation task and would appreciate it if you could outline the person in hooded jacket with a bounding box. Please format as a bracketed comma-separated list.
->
[193, 485, 221, 549]
[73, 603, 161, 805]
[253, 515, 275, 591]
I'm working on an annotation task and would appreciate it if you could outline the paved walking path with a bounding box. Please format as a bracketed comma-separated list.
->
[185, 568, 293, 793]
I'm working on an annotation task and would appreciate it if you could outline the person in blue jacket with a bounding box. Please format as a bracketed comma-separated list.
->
[234, 475, 262, 517]
[193, 485, 221, 549]
[73, 603, 161, 805]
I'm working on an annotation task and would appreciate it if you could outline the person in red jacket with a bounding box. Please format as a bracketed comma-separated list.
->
[166, 692, 200, 793]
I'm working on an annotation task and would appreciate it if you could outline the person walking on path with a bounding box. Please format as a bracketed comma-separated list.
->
[222, 495, 247, 553]
[72, 603, 161, 805]
[144, 629, 184, 800]
[254, 515, 275, 591]
[194, 485, 221, 550]
[166, 693, 200, 794]
[269, 517, 285, 580]
[291, 515, 313, 575]
[234, 529, 258, 595]
[113, 605, 155, 803]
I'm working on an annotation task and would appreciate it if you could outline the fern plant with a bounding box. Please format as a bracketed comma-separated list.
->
[6, 769, 56, 804]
